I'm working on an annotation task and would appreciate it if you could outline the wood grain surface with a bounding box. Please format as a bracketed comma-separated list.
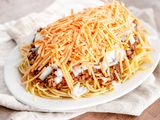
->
[0, 0, 160, 120]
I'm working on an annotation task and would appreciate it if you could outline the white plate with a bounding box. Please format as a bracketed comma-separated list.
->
[4, 22, 160, 112]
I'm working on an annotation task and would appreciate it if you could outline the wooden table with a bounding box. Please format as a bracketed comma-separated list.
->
[0, 0, 160, 120]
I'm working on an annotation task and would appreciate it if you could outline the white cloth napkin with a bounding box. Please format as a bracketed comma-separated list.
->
[0, 0, 160, 120]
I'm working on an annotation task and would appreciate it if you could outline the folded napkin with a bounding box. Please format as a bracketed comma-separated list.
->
[0, 0, 160, 120]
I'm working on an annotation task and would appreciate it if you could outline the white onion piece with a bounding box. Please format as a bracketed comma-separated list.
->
[48, 66, 63, 84]
[72, 67, 83, 77]
[115, 49, 126, 61]
[31, 46, 39, 52]
[102, 59, 109, 71]
[39, 66, 53, 80]
[129, 35, 136, 44]
[102, 51, 116, 71]
[121, 30, 132, 42]
[102, 49, 126, 71]
[35, 33, 44, 41]
[71, 83, 88, 97]
[55, 69, 63, 77]
[34, 44, 41, 54]
[100, 77, 108, 83]
[107, 50, 117, 63]
[34, 33, 43, 53]
[81, 65, 88, 71]
[72, 65, 88, 77]
[54, 77, 62, 84]
[51, 64, 58, 69]
[94, 65, 101, 69]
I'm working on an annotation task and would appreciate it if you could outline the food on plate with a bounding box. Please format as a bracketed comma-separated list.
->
[18, 0, 152, 99]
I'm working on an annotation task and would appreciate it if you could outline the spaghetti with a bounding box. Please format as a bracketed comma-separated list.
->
[18, 0, 152, 99]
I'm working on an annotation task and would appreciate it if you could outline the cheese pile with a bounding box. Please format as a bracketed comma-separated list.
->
[30, 1, 140, 97]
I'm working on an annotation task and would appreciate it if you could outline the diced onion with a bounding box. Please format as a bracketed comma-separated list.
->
[115, 49, 126, 61]
[35, 33, 44, 41]
[100, 77, 108, 83]
[94, 65, 101, 69]
[71, 82, 88, 97]
[72, 65, 88, 77]
[55, 69, 63, 77]
[129, 35, 136, 44]
[54, 77, 62, 84]
[51, 64, 58, 69]
[102, 49, 126, 71]
[39, 66, 53, 80]
[72, 67, 83, 77]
